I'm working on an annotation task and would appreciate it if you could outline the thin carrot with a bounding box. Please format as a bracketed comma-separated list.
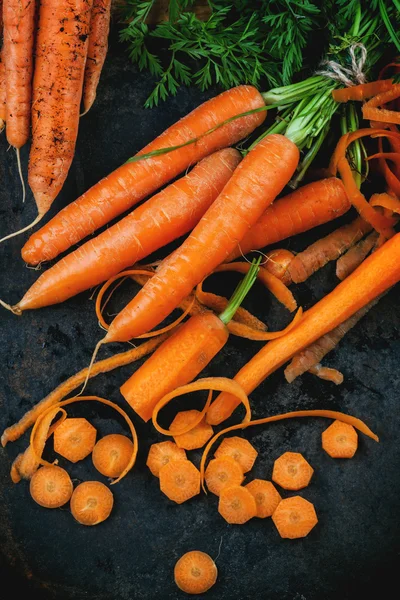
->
[214, 436, 258, 473]
[70, 481, 114, 526]
[159, 459, 200, 504]
[228, 178, 350, 260]
[170, 411, 214, 450]
[92, 434, 134, 478]
[332, 79, 394, 103]
[262, 249, 294, 286]
[53, 417, 97, 463]
[335, 231, 379, 280]
[272, 451, 314, 491]
[82, 0, 111, 115]
[218, 485, 257, 524]
[174, 551, 218, 595]
[245, 480, 282, 518]
[272, 496, 318, 539]
[146, 441, 186, 478]
[322, 420, 358, 458]
[207, 233, 400, 425]
[204, 456, 244, 496]
[362, 83, 400, 124]
[30, 466, 73, 509]
[21, 85, 267, 264]
[308, 365, 343, 385]
[0, 47, 6, 132]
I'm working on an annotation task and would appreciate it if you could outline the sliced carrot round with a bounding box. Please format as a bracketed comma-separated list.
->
[92, 434, 134, 477]
[146, 441, 187, 478]
[272, 496, 318, 539]
[322, 420, 358, 458]
[53, 417, 97, 463]
[245, 479, 282, 518]
[170, 410, 214, 450]
[30, 465, 73, 508]
[159, 459, 200, 504]
[204, 457, 244, 496]
[174, 550, 218, 595]
[272, 451, 314, 491]
[218, 485, 256, 524]
[214, 436, 258, 473]
[70, 481, 114, 526]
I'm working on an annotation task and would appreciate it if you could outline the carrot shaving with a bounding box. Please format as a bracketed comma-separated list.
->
[195, 289, 267, 332]
[152, 392, 212, 438]
[370, 192, 400, 214]
[332, 79, 394, 103]
[220, 307, 303, 341]
[362, 83, 400, 124]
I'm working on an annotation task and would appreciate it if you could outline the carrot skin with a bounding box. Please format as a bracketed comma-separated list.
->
[228, 178, 350, 260]
[0, 46, 6, 130]
[22, 85, 266, 264]
[82, 0, 111, 114]
[18, 149, 241, 310]
[105, 134, 299, 343]
[120, 312, 228, 422]
[207, 233, 400, 424]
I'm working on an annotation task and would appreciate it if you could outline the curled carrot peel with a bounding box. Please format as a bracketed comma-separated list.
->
[370, 192, 400, 214]
[30, 396, 138, 485]
[221, 307, 303, 341]
[332, 79, 394, 103]
[195, 289, 267, 332]
[200, 409, 379, 491]
[152, 378, 251, 439]
[362, 83, 400, 124]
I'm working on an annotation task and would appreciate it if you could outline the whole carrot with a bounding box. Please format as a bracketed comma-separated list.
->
[206, 233, 400, 424]
[82, 0, 111, 115]
[228, 178, 349, 260]
[21, 85, 266, 264]
[10, 149, 241, 311]
[102, 134, 299, 344]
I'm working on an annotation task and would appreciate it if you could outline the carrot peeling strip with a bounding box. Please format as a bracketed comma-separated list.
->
[370, 192, 400, 214]
[332, 79, 394, 103]
[152, 391, 213, 438]
[362, 83, 400, 124]
[195, 289, 267, 332]
[223, 307, 303, 341]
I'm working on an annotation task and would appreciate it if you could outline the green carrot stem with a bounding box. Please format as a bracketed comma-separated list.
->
[219, 257, 261, 325]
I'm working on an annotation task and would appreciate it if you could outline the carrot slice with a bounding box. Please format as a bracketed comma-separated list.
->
[174, 551, 218, 595]
[204, 456, 244, 496]
[30, 465, 73, 508]
[53, 418, 97, 463]
[218, 485, 257, 524]
[332, 79, 394, 103]
[245, 479, 282, 518]
[159, 459, 200, 504]
[92, 434, 134, 478]
[272, 451, 314, 491]
[322, 420, 358, 458]
[170, 410, 214, 450]
[70, 481, 114, 526]
[214, 436, 258, 473]
[146, 441, 187, 478]
[272, 496, 318, 539]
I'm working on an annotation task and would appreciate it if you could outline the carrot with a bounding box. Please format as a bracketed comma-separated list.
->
[21, 85, 266, 264]
[92, 434, 134, 478]
[70, 480, 113, 526]
[170, 411, 214, 451]
[272, 496, 318, 539]
[204, 456, 244, 496]
[82, 0, 111, 115]
[272, 451, 314, 491]
[218, 485, 257, 524]
[146, 441, 186, 478]
[0, 47, 6, 132]
[206, 232, 400, 425]
[362, 83, 400, 124]
[308, 365, 343, 385]
[370, 191, 400, 214]
[228, 178, 350, 261]
[335, 231, 379, 280]
[322, 420, 358, 458]
[159, 459, 200, 504]
[174, 551, 218, 595]
[332, 79, 394, 103]
[245, 480, 282, 518]
[30, 465, 73, 508]
[53, 417, 97, 463]
[262, 249, 294, 285]
[214, 436, 258, 473]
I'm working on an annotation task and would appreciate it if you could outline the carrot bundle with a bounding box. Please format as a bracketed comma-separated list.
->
[21, 85, 266, 265]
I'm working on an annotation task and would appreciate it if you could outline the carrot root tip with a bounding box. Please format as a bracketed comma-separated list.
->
[15, 148, 26, 204]
[0, 300, 22, 316]
[0, 213, 44, 244]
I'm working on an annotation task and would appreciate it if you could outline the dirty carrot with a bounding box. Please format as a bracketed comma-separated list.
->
[308, 364, 344, 385]
[70, 481, 114, 526]
[228, 177, 350, 260]
[204, 456, 244, 496]
[159, 459, 200, 504]
[0, 47, 6, 132]
[30, 466, 73, 509]
[336, 231, 379, 280]
[92, 434, 134, 478]
[322, 420, 358, 458]
[245, 480, 282, 518]
[214, 436, 258, 473]
[82, 0, 111, 115]
[146, 441, 186, 478]
[53, 417, 97, 463]
[272, 496, 318, 539]
[174, 551, 218, 595]
[262, 249, 294, 286]
[218, 485, 257, 524]
[170, 411, 214, 451]
[21, 85, 266, 264]
[272, 451, 314, 491]
[207, 233, 400, 425]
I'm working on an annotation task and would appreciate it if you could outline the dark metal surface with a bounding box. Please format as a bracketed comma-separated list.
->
[1, 29, 400, 600]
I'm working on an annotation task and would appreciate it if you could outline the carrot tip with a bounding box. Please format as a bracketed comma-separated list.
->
[0, 300, 22, 316]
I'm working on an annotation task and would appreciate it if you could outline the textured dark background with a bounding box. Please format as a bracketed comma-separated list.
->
[1, 28, 400, 600]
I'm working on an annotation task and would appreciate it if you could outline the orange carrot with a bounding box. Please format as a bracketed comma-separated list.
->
[322, 420, 358, 458]
[272, 451, 314, 491]
[272, 496, 318, 539]
[332, 79, 394, 103]
[102, 135, 299, 343]
[159, 459, 200, 504]
[218, 485, 257, 524]
[82, 0, 111, 115]
[30, 465, 73, 508]
[92, 434, 134, 477]
[308, 365, 343, 385]
[0, 47, 6, 132]
[206, 233, 400, 425]
[174, 551, 218, 595]
[146, 441, 186, 478]
[22, 85, 266, 264]
[228, 178, 350, 260]
[204, 456, 244, 496]
[245, 480, 282, 518]
[335, 232, 379, 280]
[262, 249, 294, 286]
[214, 436, 258, 473]
[53, 417, 97, 463]
[70, 481, 114, 525]
[170, 410, 214, 450]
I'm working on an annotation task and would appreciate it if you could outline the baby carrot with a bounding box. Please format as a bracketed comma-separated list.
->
[245, 480, 282, 518]
[272, 452, 314, 491]
[82, 0, 111, 114]
[174, 551, 218, 595]
[204, 456, 244, 496]
[53, 418, 97, 463]
[92, 434, 134, 478]
[214, 436, 258, 473]
[146, 441, 187, 478]
[70, 481, 113, 526]
[272, 496, 318, 539]
[159, 459, 200, 504]
[322, 420, 358, 458]
[30, 465, 73, 509]
[218, 485, 257, 524]
[171, 411, 214, 451]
